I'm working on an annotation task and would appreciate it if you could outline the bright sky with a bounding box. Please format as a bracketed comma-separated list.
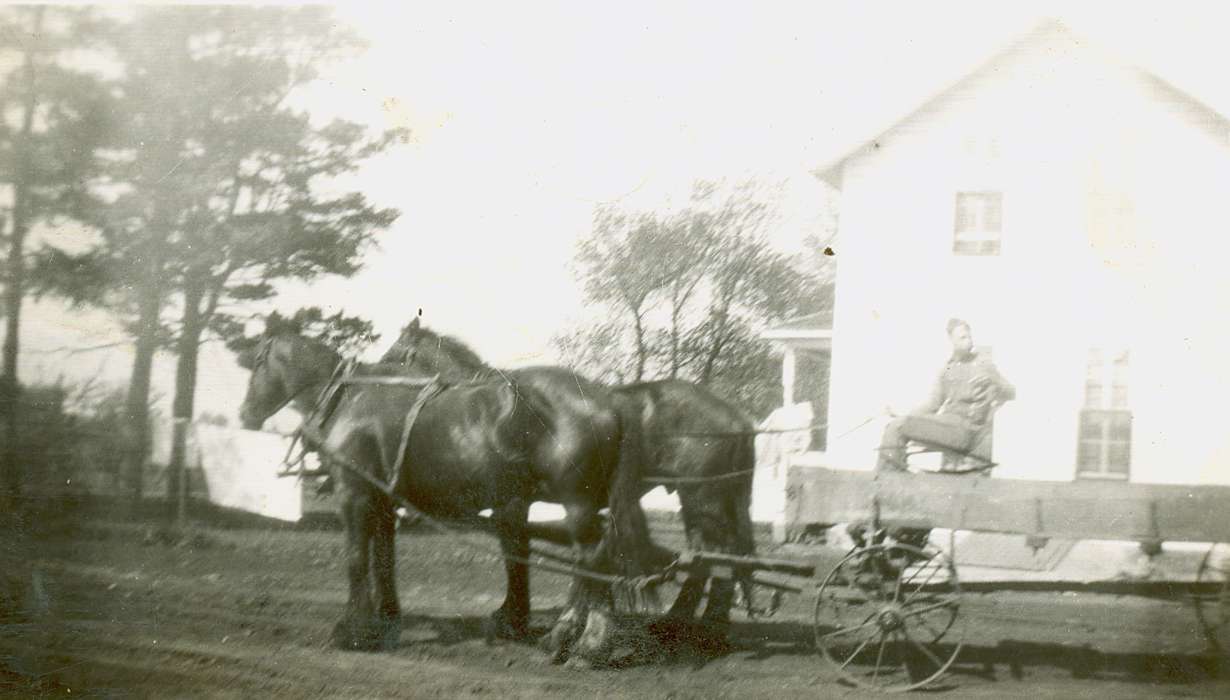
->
[21, 0, 1230, 425]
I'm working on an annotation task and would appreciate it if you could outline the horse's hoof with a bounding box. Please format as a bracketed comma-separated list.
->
[330, 618, 386, 652]
[563, 656, 594, 671]
[485, 610, 529, 643]
[541, 608, 582, 663]
[542, 630, 572, 665]
[377, 617, 402, 651]
[537, 630, 555, 653]
[542, 624, 578, 665]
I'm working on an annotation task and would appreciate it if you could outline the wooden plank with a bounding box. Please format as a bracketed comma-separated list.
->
[785, 465, 1230, 543]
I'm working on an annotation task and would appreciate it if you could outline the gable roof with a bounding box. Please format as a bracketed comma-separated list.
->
[810, 18, 1230, 188]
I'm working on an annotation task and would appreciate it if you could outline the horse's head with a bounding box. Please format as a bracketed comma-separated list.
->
[379, 316, 488, 379]
[238, 332, 340, 429]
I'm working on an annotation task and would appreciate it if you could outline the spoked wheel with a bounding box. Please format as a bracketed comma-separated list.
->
[813, 543, 964, 692]
[1195, 543, 1230, 655]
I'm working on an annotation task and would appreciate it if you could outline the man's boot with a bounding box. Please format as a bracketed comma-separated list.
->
[876, 447, 908, 472]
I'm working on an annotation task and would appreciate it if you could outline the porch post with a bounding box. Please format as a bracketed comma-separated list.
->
[782, 345, 796, 407]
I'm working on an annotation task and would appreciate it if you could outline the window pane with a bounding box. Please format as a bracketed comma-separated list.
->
[1109, 413, 1132, 440]
[1107, 443, 1131, 473]
[954, 193, 1003, 256]
[1111, 386, 1129, 409]
[1084, 382, 1104, 408]
[985, 195, 1002, 231]
[1080, 411, 1108, 437]
[1077, 441, 1102, 469]
[1086, 352, 1103, 382]
[954, 238, 1001, 256]
[955, 195, 976, 231]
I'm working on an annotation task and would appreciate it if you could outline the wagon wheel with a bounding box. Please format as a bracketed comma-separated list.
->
[813, 543, 965, 692]
[1195, 543, 1230, 654]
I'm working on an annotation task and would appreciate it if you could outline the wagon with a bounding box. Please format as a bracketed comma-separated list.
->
[288, 420, 1230, 692]
[261, 348, 1228, 691]
[741, 464, 1230, 692]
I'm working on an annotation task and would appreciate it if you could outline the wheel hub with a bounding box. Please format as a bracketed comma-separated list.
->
[876, 605, 903, 631]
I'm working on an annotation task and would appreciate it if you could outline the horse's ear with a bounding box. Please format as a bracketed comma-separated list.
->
[407, 316, 420, 331]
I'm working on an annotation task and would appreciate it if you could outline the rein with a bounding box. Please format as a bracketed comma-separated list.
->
[278, 358, 441, 479]
[643, 469, 755, 486]
[248, 337, 335, 427]
[295, 420, 675, 612]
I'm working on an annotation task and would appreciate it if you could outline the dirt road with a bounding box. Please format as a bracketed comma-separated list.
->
[2, 503, 1227, 698]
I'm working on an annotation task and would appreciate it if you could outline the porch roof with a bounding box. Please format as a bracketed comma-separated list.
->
[761, 309, 833, 342]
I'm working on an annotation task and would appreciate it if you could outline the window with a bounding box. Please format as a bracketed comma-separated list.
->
[1076, 348, 1131, 479]
[953, 192, 1002, 255]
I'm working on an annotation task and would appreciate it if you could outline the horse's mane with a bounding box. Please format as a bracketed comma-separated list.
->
[403, 324, 491, 375]
[268, 330, 342, 365]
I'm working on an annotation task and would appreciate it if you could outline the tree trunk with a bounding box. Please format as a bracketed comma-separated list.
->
[0, 7, 44, 503]
[668, 294, 681, 379]
[630, 308, 646, 382]
[166, 279, 205, 522]
[0, 214, 19, 501]
[698, 304, 731, 386]
[124, 269, 163, 508]
[1, 215, 25, 501]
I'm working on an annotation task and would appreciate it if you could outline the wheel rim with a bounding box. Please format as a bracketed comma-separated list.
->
[814, 543, 964, 692]
[1195, 544, 1230, 655]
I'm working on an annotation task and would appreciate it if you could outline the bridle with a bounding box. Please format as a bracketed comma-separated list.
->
[246, 336, 323, 422]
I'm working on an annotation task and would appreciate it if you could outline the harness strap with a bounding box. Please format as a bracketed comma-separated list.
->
[312, 359, 358, 434]
[295, 419, 670, 595]
[642, 469, 756, 485]
[388, 375, 447, 495]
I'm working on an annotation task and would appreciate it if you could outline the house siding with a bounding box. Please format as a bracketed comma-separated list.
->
[823, 25, 1230, 486]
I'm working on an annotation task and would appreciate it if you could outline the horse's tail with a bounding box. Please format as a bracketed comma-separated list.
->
[731, 432, 757, 556]
[730, 431, 758, 611]
[605, 397, 654, 579]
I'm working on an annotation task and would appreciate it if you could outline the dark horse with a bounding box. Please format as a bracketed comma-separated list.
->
[382, 318, 759, 649]
[237, 327, 655, 667]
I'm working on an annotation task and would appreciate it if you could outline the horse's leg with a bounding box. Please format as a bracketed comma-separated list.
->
[693, 490, 738, 654]
[540, 576, 585, 662]
[331, 488, 379, 651]
[542, 505, 602, 665]
[562, 505, 621, 669]
[369, 495, 401, 650]
[668, 499, 709, 619]
[652, 488, 735, 655]
[487, 498, 531, 641]
[646, 493, 709, 650]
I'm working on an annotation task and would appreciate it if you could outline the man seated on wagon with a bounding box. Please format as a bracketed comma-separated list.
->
[877, 318, 1015, 472]
[870, 318, 1015, 550]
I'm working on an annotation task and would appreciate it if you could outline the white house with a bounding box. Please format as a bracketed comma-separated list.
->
[771, 20, 1230, 488]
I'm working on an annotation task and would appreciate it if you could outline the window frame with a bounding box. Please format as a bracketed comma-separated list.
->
[953, 191, 1003, 256]
[1076, 348, 1131, 480]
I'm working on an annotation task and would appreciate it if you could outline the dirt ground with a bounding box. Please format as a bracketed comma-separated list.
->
[2, 499, 1229, 699]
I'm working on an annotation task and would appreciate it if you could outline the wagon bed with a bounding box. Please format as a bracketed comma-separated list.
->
[784, 465, 1230, 547]
[767, 465, 1230, 692]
